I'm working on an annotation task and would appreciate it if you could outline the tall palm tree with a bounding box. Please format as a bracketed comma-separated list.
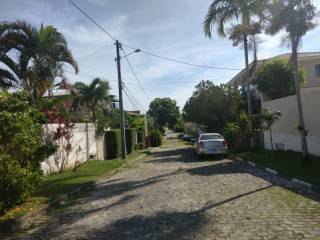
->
[228, 22, 262, 76]
[203, 0, 267, 148]
[72, 78, 113, 121]
[266, 0, 317, 161]
[0, 20, 78, 101]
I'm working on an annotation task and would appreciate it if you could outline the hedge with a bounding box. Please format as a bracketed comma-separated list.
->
[125, 128, 137, 154]
[106, 129, 121, 159]
[150, 130, 163, 147]
[137, 130, 145, 150]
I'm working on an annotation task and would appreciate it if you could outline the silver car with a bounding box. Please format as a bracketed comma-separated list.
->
[194, 133, 227, 156]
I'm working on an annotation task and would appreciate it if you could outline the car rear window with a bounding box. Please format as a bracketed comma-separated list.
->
[200, 134, 222, 140]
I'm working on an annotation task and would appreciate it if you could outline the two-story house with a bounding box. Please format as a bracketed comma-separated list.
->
[228, 52, 320, 156]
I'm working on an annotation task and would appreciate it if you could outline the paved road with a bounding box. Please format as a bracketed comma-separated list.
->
[11, 139, 320, 240]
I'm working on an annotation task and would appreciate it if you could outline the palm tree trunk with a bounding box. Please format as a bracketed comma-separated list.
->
[92, 108, 96, 122]
[290, 36, 309, 162]
[243, 34, 254, 149]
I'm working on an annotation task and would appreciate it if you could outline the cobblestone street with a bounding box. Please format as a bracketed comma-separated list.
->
[10, 139, 320, 240]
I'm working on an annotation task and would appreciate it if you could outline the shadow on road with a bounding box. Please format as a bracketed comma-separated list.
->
[11, 145, 320, 240]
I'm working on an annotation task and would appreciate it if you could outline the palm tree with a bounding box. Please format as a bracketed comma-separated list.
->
[266, 0, 317, 161]
[72, 78, 113, 121]
[203, 0, 267, 149]
[228, 22, 262, 76]
[0, 20, 78, 101]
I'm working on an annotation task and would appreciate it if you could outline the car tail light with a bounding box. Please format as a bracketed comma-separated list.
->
[199, 141, 204, 147]
[223, 139, 228, 147]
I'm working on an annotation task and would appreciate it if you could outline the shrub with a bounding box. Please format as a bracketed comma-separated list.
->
[252, 59, 305, 100]
[0, 92, 55, 213]
[126, 128, 137, 154]
[150, 130, 163, 147]
[137, 130, 146, 146]
[106, 129, 121, 159]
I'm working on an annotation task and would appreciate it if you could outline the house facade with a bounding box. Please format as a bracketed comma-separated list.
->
[228, 52, 320, 156]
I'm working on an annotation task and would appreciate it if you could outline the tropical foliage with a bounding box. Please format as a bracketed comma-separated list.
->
[265, 0, 317, 159]
[0, 20, 78, 101]
[253, 59, 305, 100]
[72, 78, 113, 122]
[0, 92, 56, 213]
[148, 98, 181, 132]
[183, 80, 244, 132]
[203, 0, 268, 145]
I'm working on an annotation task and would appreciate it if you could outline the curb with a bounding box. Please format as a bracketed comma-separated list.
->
[0, 153, 148, 233]
[234, 157, 320, 195]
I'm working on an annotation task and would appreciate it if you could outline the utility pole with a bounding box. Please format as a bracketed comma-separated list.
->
[144, 114, 148, 147]
[115, 40, 126, 159]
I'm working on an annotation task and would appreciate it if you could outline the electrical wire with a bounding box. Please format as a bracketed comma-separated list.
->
[120, 47, 152, 101]
[123, 87, 139, 110]
[67, 0, 242, 71]
[123, 84, 146, 112]
[67, 0, 117, 41]
[121, 43, 241, 71]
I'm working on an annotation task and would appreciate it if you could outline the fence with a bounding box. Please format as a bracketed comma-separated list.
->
[41, 123, 105, 174]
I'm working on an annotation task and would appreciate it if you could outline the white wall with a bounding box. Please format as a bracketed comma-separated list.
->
[262, 87, 320, 156]
[264, 132, 320, 156]
[41, 123, 102, 174]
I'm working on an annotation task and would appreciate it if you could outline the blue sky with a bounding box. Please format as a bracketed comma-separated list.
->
[2, 0, 320, 112]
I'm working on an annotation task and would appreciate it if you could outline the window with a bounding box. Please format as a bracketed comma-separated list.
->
[200, 134, 222, 140]
[315, 64, 320, 77]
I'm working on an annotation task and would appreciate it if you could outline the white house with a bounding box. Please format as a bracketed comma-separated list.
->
[228, 52, 320, 156]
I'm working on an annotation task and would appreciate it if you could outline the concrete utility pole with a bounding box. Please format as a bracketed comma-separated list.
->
[115, 40, 126, 159]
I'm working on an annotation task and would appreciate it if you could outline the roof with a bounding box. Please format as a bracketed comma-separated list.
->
[228, 52, 320, 86]
[42, 89, 71, 98]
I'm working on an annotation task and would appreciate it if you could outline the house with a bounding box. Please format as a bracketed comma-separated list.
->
[228, 52, 320, 156]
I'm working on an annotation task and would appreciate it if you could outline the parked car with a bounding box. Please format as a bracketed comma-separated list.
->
[194, 133, 227, 157]
[182, 134, 192, 141]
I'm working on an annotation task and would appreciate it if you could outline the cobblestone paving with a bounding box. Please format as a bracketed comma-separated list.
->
[9, 139, 320, 240]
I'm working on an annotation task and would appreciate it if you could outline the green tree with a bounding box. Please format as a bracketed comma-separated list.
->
[148, 98, 181, 131]
[0, 91, 55, 212]
[266, 0, 317, 160]
[203, 0, 267, 147]
[0, 20, 78, 101]
[183, 81, 244, 132]
[72, 78, 113, 121]
[253, 59, 305, 100]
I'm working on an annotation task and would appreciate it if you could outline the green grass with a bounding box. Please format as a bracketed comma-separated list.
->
[0, 151, 145, 223]
[236, 150, 320, 186]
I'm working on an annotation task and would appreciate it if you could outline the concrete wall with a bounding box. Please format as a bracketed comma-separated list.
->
[300, 59, 320, 88]
[262, 87, 320, 156]
[42, 123, 105, 174]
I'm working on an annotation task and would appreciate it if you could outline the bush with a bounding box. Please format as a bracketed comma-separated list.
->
[150, 130, 163, 147]
[106, 129, 121, 159]
[252, 59, 305, 100]
[125, 128, 137, 154]
[0, 92, 55, 213]
[137, 130, 145, 144]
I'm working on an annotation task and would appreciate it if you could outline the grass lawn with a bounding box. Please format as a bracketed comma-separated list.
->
[236, 150, 320, 186]
[0, 151, 146, 223]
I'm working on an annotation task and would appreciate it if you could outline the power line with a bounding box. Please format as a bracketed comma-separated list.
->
[121, 43, 241, 71]
[123, 84, 146, 112]
[67, 0, 242, 71]
[121, 47, 152, 101]
[67, 0, 117, 41]
[123, 87, 139, 110]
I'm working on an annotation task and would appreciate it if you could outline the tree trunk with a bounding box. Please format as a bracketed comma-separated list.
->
[92, 107, 96, 122]
[269, 127, 273, 152]
[290, 36, 310, 162]
[243, 34, 254, 149]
